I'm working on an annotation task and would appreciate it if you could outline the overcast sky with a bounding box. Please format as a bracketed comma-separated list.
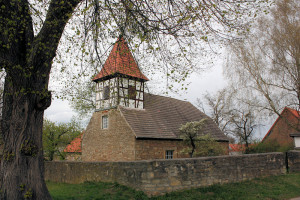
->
[44, 57, 226, 124]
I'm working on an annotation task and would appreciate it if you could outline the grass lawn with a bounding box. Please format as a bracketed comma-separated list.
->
[47, 172, 300, 200]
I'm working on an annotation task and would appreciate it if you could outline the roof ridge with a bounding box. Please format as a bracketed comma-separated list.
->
[145, 93, 190, 103]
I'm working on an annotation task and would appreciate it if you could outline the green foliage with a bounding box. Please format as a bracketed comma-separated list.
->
[43, 119, 82, 161]
[179, 119, 207, 140]
[194, 135, 226, 157]
[2, 152, 15, 162]
[47, 173, 300, 200]
[248, 139, 294, 154]
[24, 188, 33, 200]
[181, 134, 226, 157]
[179, 119, 226, 157]
[69, 81, 95, 119]
[20, 140, 38, 157]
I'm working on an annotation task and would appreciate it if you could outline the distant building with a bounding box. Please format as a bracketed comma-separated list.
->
[68, 36, 229, 161]
[229, 144, 246, 155]
[64, 132, 84, 161]
[262, 107, 300, 147]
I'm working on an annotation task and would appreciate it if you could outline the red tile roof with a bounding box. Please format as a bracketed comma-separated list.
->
[286, 107, 300, 118]
[229, 144, 254, 152]
[229, 144, 246, 152]
[262, 107, 300, 142]
[93, 36, 149, 82]
[64, 132, 84, 153]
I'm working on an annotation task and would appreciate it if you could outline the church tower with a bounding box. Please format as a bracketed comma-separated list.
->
[93, 36, 149, 110]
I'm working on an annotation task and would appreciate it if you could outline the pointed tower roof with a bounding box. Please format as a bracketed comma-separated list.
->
[93, 36, 149, 82]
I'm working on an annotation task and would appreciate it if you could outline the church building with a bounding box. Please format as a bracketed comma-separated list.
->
[81, 36, 229, 161]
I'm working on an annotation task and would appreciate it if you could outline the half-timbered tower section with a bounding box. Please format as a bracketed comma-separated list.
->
[92, 37, 149, 110]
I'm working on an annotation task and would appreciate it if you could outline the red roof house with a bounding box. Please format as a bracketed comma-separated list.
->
[229, 144, 246, 154]
[262, 107, 300, 146]
[229, 144, 255, 155]
[64, 132, 84, 160]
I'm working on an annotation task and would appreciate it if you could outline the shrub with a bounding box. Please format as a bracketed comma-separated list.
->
[248, 139, 293, 153]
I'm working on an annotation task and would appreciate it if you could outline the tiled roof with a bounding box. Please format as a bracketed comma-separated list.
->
[229, 144, 254, 152]
[64, 132, 84, 153]
[119, 93, 229, 141]
[262, 107, 300, 142]
[286, 107, 300, 118]
[93, 36, 149, 82]
[229, 144, 246, 152]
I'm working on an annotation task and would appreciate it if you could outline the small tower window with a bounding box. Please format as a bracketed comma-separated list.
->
[103, 86, 110, 100]
[128, 85, 136, 99]
[165, 150, 174, 159]
[102, 115, 108, 129]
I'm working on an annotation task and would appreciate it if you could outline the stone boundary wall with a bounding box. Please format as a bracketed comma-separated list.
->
[287, 150, 300, 172]
[44, 152, 292, 196]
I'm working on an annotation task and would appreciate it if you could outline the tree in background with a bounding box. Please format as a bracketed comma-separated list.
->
[226, 0, 300, 131]
[197, 89, 234, 137]
[0, 0, 268, 198]
[196, 0, 299, 149]
[198, 88, 261, 148]
[179, 119, 226, 157]
[229, 109, 259, 153]
[43, 119, 82, 161]
[69, 81, 96, 119]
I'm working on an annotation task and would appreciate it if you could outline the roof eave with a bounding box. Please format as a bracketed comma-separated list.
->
[136, 137, 182, 140]
[93, 72, 149, 82]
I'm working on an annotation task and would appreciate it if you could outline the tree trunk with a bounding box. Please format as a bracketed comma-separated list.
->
[0, 0, 81, 198]
[190, 139, 196, 158]
[0, 73, 52, 199]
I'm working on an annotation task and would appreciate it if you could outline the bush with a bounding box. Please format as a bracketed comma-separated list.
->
[248, 139, 293, 153]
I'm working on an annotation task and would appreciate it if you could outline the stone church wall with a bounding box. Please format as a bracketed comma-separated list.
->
[134, 140, 228, 160]
[81, 108, 229, 161]
[82, 109, 136, 161]
[135, 139, 187, 160]
[45, 152, 296, 196]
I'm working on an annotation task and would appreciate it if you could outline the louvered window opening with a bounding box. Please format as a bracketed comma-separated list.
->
[103, 86, 110, 100]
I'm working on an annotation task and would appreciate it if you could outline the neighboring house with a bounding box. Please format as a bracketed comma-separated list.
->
[80, 36, 229, 161]
[229, 144, 245, 155]
[229, 144, 255, 155]
[64, 132, 84, 161]
[262, 107, 300, 147]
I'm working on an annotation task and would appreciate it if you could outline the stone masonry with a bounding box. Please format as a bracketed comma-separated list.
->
[82, 106, 228, 162]
[45, 152, 291, 196]
[82, 108, 136, 161]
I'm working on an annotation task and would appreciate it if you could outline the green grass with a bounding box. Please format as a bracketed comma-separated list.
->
[47, 182, 147, 200]
[47, 173, 300, 200]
